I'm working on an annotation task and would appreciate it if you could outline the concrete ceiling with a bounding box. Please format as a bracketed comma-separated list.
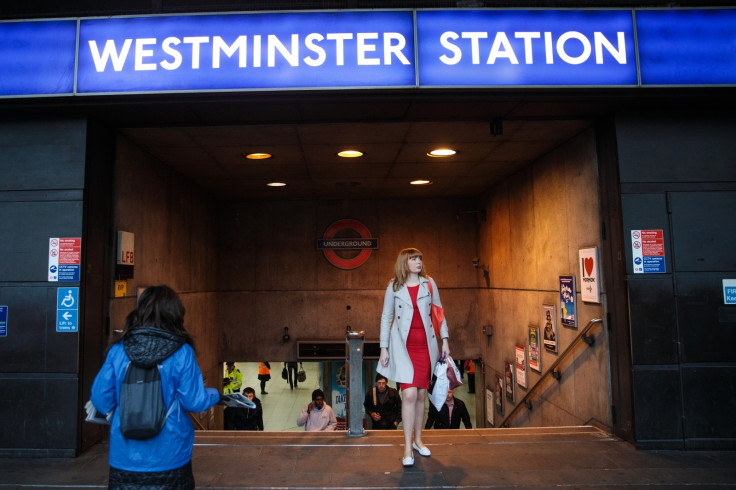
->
[120, 116, 591, 201]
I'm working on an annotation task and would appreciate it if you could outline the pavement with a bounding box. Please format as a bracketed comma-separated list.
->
[1, 426, 735, 489]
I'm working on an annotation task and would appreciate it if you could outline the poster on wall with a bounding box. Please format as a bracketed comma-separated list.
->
[631, 229, 666, 274]
[559, 275, 577, 328]
[495, 374, 504, 415]
[48, 237, 82, 282]
[578, 246, 601, 303]
[486, 388, 495, 427]
[504, 360, 514, 402]
[331, 362, 347, 420]
[515, 345, 527, 389]
[542, 304, 558, 352]
[528, 325, 542, 373]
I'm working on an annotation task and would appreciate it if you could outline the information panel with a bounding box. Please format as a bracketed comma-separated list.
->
[724, 279, 736, 305]
[56, 287, 79, 332]
[48, 237, 82, 282]
[631, 229, 666, 274]
[0, 305, 7, 337]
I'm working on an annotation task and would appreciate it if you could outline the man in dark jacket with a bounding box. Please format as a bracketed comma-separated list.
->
[240, 387, 264, 431]
[363, 374, 402, 430]
[425, 388, 472, 430]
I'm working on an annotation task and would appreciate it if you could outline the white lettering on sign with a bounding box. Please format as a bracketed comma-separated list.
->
[321, 240, 375, 247]
[438, 30, 626, 65]
[87, 32, 411, 72]
[724, 280, 736, 305]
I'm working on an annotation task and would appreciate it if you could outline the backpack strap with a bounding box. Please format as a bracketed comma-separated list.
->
[159, 364, 179, 420]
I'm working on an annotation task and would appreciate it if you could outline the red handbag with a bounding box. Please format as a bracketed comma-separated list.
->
[427, 280, 444, 338]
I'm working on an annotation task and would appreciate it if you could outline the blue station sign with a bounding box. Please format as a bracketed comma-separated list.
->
[77, 11, 415, 93]
[1, 8, 735, 96]
[417, 10, 636, 86]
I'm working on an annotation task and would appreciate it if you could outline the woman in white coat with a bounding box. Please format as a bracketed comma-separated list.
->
[378, 248, 450, 467]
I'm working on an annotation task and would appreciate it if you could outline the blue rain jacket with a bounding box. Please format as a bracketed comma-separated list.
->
[91, 327, 220, 472]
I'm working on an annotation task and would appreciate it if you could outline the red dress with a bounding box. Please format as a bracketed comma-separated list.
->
[401, 284, 431, 390]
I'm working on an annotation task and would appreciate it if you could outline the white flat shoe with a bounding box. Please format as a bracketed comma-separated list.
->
[402, 456, 414, 467]
[413, 442, 431, 457]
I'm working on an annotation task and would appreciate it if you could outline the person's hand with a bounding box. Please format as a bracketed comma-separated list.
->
[442, 338, 451, 359]
[379, 347, 390, 367]
[371, 412, 381, 421]
[307, 402, 314, 414]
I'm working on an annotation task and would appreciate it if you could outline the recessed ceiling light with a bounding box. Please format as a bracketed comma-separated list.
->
[427, 148, 456, 157]
[410, 179, 433, 186]
[337, 150, 364, 158]
[266, 182, 287, 187]
[245, 152, 272, 160]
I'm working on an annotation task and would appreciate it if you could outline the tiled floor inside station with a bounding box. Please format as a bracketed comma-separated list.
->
[228, 361, 477, 431]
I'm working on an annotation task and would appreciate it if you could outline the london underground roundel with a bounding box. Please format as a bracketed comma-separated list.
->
[318, 219, 378, 270]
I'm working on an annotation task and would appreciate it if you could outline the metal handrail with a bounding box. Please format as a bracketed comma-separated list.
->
[188, 412, 207, 430]
[500, 318, 603, 428]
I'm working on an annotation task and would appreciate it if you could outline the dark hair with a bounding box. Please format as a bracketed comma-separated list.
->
[243, 387, 255, 395]
[118, 285, 194, 348]
[312, 389, 325, 401]
[375, 373, 388, 382]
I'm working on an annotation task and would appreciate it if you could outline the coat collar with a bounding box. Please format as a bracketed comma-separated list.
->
[395, 276, 430, 303]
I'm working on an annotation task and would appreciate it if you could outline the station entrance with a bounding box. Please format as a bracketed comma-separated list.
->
[90, 92, 622, 443]
[5, 3, 736, 458]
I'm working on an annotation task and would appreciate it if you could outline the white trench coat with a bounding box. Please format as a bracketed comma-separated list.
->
[376, 276, 449, 384]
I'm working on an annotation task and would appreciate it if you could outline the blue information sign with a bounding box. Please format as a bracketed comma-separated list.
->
[0, 305, 7, 337]
[58, 265, 81, 282]
[641, 256, 666, 274]
[724, 280, 736, 305]
[56, 287, 79, 332]
[725, 287, 736, 305]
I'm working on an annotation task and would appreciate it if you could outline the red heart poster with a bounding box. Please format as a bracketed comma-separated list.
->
[579, 247, 600, 303]
[584, 257, 594, 277]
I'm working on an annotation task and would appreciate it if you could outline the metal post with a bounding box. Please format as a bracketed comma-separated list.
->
[345, 330, 366, 437]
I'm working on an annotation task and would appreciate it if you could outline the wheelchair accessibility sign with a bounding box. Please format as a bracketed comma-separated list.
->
[57, 287, 79, 332]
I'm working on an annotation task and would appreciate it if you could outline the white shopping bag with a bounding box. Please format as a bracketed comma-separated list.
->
[428, 360, 449, 412]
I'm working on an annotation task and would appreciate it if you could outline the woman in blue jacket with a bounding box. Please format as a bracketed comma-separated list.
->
[91, 285, 220, 489]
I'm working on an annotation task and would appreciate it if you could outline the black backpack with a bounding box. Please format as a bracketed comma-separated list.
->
[119, 362, 174, 440]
